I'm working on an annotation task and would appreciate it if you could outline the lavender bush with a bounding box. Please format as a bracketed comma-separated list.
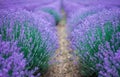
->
[69, 9, 120, 76]
[0, 9, 58, 76]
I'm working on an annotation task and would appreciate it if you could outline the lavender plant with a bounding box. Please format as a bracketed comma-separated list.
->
[0, 9, 58, 76]
[69, 9, 120, 76]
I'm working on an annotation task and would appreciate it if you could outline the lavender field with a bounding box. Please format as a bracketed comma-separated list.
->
[0, 0, 120, 77]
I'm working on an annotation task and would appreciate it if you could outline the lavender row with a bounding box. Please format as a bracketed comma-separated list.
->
[63, 0, 119, 33]
[0, 9, 58, 77]
[0, 0, 61, 25]
[63, 1, 120, 76]
[62, 0, 120, 7]
[0, 0, 55, 10]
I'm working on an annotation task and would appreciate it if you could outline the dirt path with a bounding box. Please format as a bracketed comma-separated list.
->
[44, 11, 80, 77]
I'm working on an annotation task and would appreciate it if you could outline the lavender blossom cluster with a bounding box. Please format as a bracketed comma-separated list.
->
[0, 36, 37, 77]
[68, 7, 120, 77]
[0, 9, 58, 76]
[96, 33, 120, 77]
